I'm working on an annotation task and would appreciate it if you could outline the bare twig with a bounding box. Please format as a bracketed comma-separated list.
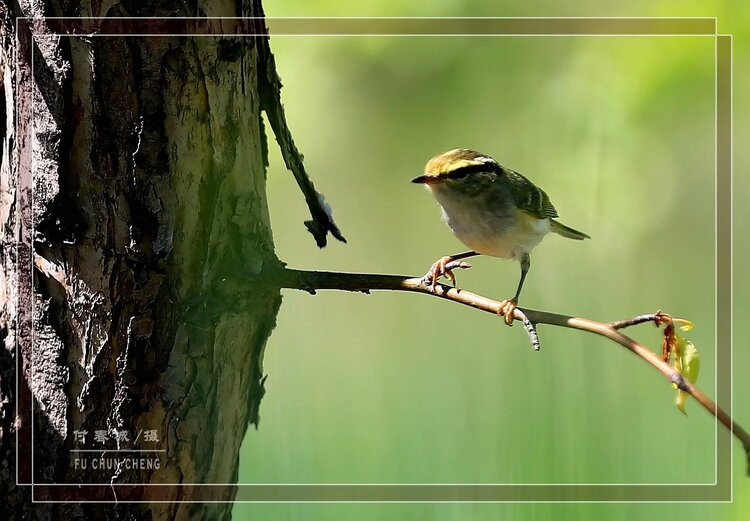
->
[273, 266, 750, 471]
[255, 18, 346, 248]
[611, 312, 665, 330]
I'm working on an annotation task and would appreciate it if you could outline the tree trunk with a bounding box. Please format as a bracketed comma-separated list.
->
[1, 2, 285, 519]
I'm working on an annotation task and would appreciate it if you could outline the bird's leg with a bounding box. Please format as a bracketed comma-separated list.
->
[422, 251, 477, 290]
[498, 253, 530, 326]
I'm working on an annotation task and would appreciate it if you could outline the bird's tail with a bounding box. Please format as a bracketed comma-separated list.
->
[550, 220, 590, 240]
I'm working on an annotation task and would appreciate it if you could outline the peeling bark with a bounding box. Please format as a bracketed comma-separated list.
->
[1, 1, 284, 519]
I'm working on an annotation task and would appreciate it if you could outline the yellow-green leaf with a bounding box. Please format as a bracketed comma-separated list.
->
[675, 336, 700, 414]
[674, 318, 694, 332]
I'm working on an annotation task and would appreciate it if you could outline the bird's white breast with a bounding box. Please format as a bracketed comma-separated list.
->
[430, 184, 550, 260]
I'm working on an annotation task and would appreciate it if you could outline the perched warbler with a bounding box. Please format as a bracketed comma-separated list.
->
[412, 148, 590, 325]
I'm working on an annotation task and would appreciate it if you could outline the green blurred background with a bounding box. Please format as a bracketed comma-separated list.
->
[236, 1, 748, 519]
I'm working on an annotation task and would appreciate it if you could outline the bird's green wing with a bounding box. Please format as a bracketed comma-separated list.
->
[505, 168, 558, 219]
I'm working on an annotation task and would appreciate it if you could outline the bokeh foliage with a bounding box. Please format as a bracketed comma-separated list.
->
[236, 2, 748, 519]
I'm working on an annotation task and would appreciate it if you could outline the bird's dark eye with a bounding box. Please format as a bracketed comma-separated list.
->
[445, 168, 475, 180]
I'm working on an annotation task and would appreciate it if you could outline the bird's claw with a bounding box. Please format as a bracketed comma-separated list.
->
[497, 298, 518, 326]
[422, 256, 472, 290]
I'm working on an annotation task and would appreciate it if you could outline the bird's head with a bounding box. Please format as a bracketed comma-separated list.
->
[411, 149, 502, 191]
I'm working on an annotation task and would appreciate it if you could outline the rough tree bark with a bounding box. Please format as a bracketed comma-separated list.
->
[0, 2, 313, 519]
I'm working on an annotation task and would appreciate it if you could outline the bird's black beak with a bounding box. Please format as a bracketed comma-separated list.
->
[411, 175, 431, 184]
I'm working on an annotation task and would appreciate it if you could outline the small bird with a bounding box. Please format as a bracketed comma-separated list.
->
[412, 148, 590, 325]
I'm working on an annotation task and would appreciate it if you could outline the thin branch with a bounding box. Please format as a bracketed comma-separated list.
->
[255, 19, 346, 248]
[611, 312, 666, 330]
[274, 266, 750, 472]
